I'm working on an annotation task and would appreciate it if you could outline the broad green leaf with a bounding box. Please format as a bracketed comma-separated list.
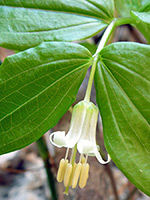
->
[95, 42, 150, 196]
[0, 0, 114, 50]
[131, 11, 150, 43]
[140, 0, 150, 12]
[114, 0, 150, 16]
[114, 0, 141, 17]
[0, 41, 92, 155]
[79, 41, 97, 55]
[114, 0, 150, 43]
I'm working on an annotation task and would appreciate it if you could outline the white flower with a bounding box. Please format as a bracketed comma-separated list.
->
[49, 100, 110, 194]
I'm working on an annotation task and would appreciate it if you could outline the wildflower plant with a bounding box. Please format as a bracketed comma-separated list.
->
[50, 100, 111, 194]
[0, 0, 150, 197]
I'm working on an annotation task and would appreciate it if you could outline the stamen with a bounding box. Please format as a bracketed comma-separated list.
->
[70, 147, 75, 163]
[57, 158, 68, 182]
[65, 148, 69, 160]
[81, 155, 86, 164]
[64, 163, 72, 187]
[79, 163, 89, 188]
[79, 154, 82, 163]
[85, 154, 88, 163]
[71, 162, 82, 188]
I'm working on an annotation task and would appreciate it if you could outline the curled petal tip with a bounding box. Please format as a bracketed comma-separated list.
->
[107, 154, 111, 163]
[49, 131, 66, 148]
[95, 150, 111, 164]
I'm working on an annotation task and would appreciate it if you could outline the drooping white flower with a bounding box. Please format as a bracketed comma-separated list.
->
[50, 100, 110, 193]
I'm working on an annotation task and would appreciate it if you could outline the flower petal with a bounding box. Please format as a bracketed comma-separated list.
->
[49, 131, 66, 148]
[94, 149, 111, 164]
[63, 101, 87, 148]
[77, 102, 99, 155]
[77, 139, 94, 154]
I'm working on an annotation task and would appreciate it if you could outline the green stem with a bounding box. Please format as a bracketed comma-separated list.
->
[95, 20, 116, 55]
[95, 17, 134, 55]
[36, 136, 58, 200]
[84, 16, 135, 102]
[84, 20, 116, 101]
[84, 55, 98, 102]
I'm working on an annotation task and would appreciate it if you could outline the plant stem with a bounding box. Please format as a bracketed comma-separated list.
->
[95, 20, 117, 55]
[36, 136, 58, 200]
[84, 16, 135, 102]
[84, 20, 116, 102]
[95, 17, 134, 55]
[84, 55, 98, 102]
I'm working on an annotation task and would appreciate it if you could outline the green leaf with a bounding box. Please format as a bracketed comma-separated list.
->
[131, 11, 150, 43]
[114, 0, 141, 17]
[0, 41, 92, 155]
[113, 0, 150, 43]
[95, 42, 150, 196]
[140, 0, 150, 12]
[0, 0, 114, 50]
[79, 41, 97, 55]
[114, 0, 150, 16]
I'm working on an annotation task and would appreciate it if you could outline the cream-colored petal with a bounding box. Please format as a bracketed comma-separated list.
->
[77, 102, 98, 155]
[63, 101, 87, 148]
[76, 101, 111, 164]
[49, 101, 88, 149]
[94, 149, 111, 164]
[77, 139, 94, 154]
[49, 131, 66, 148]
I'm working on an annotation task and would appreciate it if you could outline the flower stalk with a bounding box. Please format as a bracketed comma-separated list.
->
[84, 56, 98, 102]
[84, 19, 117, 102]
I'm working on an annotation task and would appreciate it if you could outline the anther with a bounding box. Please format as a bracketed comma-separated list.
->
[64, 163, 72, 187]
[72, 163, 82, 188]
[57, 158, 68, 182]
[79, 163, 89, 188]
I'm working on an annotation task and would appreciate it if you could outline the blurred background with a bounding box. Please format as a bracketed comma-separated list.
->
[0, 24, 149, 200]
